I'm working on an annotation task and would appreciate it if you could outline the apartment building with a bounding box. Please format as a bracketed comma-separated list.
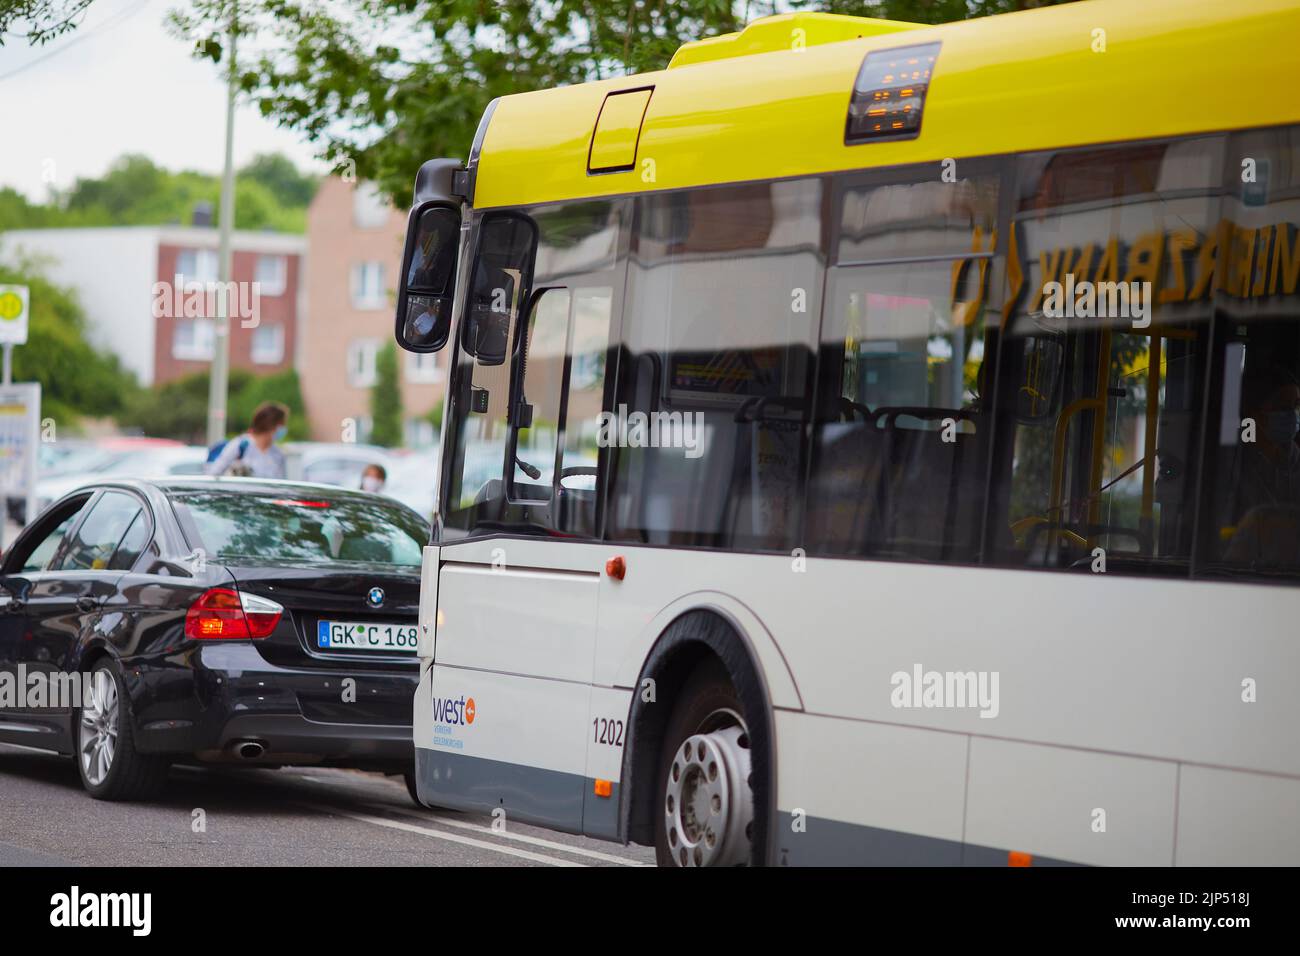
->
[0, 225, 304, 387]
[300, 177, 445, 445]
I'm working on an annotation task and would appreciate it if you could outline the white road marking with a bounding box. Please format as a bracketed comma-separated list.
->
[299, 801, 585, 867]
[366, 802, 651, 866]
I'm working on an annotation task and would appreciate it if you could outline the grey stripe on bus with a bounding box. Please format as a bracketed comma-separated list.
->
[776, 814, 1083, 867]
[415, 746, 615, 838]
[417, 747, 1081, 864]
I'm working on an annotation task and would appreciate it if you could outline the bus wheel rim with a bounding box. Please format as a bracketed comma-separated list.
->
[664, 721, 753, 867]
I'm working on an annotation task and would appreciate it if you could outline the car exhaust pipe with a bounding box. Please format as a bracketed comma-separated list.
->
[235, 740, 266, 760]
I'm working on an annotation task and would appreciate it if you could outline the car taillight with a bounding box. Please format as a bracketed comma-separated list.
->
[185, 587, 283, 640]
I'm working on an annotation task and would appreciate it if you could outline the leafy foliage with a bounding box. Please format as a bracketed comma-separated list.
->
[369, 341, 402, 447]
[119, 367, 310, 444]
[0, 256, 139, 429]
[0, 153, 315, 232]
[0, 0, 93, 46]
[162, 0, 1073, 206]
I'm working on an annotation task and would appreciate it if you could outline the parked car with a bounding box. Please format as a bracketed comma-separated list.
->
[0, 478, 429, 801]
[281, 442, 395, 489]
[29, 444, 208, 521]
[10, 438, 193, 526]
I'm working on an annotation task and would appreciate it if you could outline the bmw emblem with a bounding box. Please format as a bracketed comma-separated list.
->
[366, 586, 385, 608]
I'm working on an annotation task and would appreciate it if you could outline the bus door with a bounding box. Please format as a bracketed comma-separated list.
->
[425, 206, 625, 833]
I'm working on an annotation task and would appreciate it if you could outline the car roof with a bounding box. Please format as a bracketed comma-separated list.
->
[70, 475, 398, 502]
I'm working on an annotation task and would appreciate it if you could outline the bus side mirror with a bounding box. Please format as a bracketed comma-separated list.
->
[396, 201, 461, 353]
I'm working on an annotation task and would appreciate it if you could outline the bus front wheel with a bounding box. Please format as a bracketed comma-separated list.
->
[654, 662, 755, 867]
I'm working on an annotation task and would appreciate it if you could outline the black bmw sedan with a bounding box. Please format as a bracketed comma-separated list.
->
[0, 478, 427, 801]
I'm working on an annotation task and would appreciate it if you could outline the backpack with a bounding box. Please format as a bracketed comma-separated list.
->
[206, 436, 250, 464]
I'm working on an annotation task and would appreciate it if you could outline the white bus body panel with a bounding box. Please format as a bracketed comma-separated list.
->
[414, 541, 1300, 863]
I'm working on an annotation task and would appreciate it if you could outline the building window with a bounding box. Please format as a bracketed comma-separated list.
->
[173, 318, 215, 361]
[251, 323, 285, 364]
[351, 262, 386, 310]
[255, 255, 288, 296]
[347, 338, 380, 387]
[405, 350, 442, 384]
[175, 248, 218, 283]
[352, 182, 391, 229]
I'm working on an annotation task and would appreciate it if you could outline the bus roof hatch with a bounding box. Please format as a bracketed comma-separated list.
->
[588, 86, 654, 175]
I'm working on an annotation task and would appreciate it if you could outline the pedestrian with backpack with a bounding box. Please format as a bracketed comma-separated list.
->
[204, 401, 290, 478]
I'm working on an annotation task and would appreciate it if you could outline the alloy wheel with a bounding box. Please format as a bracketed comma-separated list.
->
[80, 670, 119, 786]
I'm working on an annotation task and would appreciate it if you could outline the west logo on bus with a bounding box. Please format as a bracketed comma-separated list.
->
[432, 694, 476, 726]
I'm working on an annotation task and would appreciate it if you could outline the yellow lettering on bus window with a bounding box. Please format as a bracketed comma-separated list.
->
[1063, 243, 1094, 286]
[1160, 230, 1196, 304]
[1093, 237, 1120, 286]
[1225, 226, 1256, 298]
[1003, 224, 1024, 328]
[1252, 227, 1272, 297]
[1188, 224, 1224, 300]
[1123, 231, 1164, 297]
[1030, 245, 1065, 314]
[1271, 223, 1300, 296]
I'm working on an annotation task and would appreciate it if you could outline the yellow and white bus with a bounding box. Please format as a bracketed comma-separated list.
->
[394, 0, 1300, 866]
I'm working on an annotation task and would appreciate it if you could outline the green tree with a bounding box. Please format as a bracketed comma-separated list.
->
[165, 0, 1076, 206]
[239, 153, 318, 208]
[2, 153, 313, 232]
[228, 367, 310, 440]
[369, 342, 402, 447]
[0, 256, 139, 428]
[119, 367, 309, 443]
[0, 0, 92, 45]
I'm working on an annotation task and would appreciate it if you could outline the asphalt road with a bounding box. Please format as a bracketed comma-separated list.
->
[0, 742, 654, 867]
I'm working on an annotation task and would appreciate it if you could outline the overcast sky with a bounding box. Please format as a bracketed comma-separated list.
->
[0, 0, 325, 201]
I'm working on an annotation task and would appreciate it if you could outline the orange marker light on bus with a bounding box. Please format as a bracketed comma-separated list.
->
[1008, 851, 1033, 867]
[594, 779, 613, 798]
[605, 556, 626, 580]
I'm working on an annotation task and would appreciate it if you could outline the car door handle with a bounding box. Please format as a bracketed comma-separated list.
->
[76, 596, 98, 612]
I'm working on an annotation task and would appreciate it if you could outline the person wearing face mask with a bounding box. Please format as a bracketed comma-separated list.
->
[204, 401, 290, 479]
[360, 463, 387, 494]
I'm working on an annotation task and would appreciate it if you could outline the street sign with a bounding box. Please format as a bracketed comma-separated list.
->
[0, 284, 30, 346]
[0, 381, 41, 549]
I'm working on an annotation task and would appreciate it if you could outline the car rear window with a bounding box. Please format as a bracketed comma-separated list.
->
[170, 491, 428, 567]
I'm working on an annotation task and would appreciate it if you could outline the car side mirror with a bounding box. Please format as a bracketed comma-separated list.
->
[0, 575, 30, 605]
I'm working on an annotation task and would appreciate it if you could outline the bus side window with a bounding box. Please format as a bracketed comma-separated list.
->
[1197, 126, 1300, 578]
[443, 200, 623, 539]
[988, 137, 1223, 575]
[607, 179, 823, 552]
[445, 213, 537, 524]
[555, 287, 613, 537]
[806, 169, 1000, 564]
[509, 287, 571, 501]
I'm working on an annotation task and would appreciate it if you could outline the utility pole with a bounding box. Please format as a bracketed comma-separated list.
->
[206, 0, 238, 446]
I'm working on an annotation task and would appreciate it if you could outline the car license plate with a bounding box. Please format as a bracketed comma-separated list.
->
[317, 620, 418, 653]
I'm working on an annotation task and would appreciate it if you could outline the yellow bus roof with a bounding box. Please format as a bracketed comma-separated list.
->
[472, 0, 1300, 210]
